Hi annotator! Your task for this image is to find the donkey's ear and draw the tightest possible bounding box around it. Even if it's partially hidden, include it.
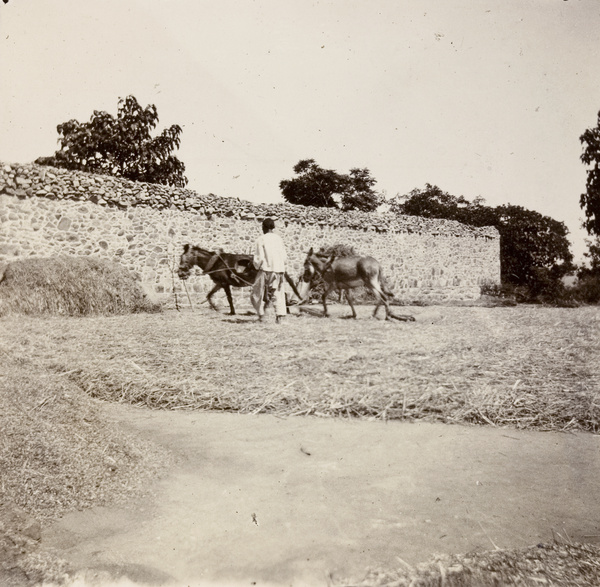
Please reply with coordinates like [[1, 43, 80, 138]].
[[324, 252, 336, 268], [307, 247, 313, 256], [183, 243, 190, 253]]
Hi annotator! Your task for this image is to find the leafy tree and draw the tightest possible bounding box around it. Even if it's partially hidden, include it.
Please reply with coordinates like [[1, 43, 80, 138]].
[[580, 110, 600, 236], [573, 237, 600, 304], [495, 204, 573, 286], [391, 185, 574, 289], [341, 168, 382, 212], [388, 184, 497, 227], [36, 96, 187, 187], [389, 184, 463, 218], [578, 237, 600, 278], [279, 160, 343, 208], [279, 159, 380, 212]]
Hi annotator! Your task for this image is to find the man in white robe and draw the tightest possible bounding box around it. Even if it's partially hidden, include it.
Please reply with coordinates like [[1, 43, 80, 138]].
[[251, 218, 287, 322]]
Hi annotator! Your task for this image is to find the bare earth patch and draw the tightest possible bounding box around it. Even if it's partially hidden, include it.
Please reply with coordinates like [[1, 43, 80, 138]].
[[38, 406, 600, 587]]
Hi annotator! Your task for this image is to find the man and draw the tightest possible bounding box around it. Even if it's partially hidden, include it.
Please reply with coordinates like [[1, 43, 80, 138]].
[[251, 218, 287, 322]]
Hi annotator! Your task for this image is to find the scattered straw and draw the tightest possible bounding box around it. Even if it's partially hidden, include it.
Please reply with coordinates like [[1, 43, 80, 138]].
[[338, 542, 600, 586], [0, 304, 599, 585], [0, 358, 172, 523], [1, 304, 598, 433]]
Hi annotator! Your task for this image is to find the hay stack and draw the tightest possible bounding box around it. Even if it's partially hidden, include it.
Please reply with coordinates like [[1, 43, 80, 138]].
[[0, 256, 161, 316]]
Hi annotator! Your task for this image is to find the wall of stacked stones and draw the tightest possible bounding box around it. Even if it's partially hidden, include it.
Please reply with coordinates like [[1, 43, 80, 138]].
[[0, 162, 500, 305]]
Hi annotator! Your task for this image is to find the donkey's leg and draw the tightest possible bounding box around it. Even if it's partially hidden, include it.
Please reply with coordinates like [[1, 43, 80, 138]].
[[223, 284, 236, 315], [321, 284, 334, 317], [345, 289, 357, 319], [370, 280, 415, 322], [373, 300, 382, 318], [372, 292, 389, 318], [206, 283, 223, 312], [368, 280, 392, 319]]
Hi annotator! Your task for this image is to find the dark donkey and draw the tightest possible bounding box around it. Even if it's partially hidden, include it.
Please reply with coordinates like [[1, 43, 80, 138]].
[[178, 244, 302, 315], [298, 248, 415, 321]]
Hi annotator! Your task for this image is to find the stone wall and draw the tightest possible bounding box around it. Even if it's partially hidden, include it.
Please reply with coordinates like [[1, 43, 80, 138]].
[[0, 162, 500, 305]]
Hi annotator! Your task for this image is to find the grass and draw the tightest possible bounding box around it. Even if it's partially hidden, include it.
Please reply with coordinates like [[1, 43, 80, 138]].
[[1, 303, 597, 433], [0, 256, 161, 317]]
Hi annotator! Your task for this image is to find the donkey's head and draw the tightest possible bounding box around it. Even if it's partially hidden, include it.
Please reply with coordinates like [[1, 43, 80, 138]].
[[296, 248, 336, 301], [177, 244, 196, 280], [301, 248, 316, 284], [302, 248, 336, 282], [178, 245, 218, 280]]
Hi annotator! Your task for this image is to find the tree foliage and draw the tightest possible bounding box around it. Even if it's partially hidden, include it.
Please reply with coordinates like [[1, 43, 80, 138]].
[[573, 237, 600, 304], [578, 237, 600, 279], [342, 168, 381, 212], [279, 159, 381, 212], [389, 183, 497, 227], [495, 204, 573, 286], [390, 184, 574, 288], [580, 110, 600, 236], [36, 96, 187, 187]]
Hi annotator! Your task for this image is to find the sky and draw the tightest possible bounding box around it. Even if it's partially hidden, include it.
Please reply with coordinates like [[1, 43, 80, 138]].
[[1, 1, 599, 262]]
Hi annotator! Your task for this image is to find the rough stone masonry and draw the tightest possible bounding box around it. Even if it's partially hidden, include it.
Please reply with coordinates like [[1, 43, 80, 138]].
[[0, 162, 500, 305]]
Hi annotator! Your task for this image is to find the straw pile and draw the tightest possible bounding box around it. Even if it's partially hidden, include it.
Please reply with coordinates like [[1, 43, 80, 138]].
[[0, 256, 161, 316]]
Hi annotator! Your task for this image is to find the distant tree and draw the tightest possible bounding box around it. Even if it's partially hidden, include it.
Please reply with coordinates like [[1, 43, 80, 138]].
[[494, 204, 574, 286], [389, 184, 462, 218], [391, 185, 574, 289], [574, 237, 600, 304], [389, 184, 497, 227], [36, 95, 187, 187], [341, 168, 382, 212], [578, 237, 600, 278], [580, 110, 600, 236], [279, 159, 380, 212], [279, 159, 344, 208]]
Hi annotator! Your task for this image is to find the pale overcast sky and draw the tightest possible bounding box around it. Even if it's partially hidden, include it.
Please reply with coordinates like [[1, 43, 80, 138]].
[[1, 1, 599, 261]]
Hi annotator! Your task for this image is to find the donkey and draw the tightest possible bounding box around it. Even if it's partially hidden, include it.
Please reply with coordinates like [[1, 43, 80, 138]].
[[178, 244, 302, 315], [298, 248, 415, 321]]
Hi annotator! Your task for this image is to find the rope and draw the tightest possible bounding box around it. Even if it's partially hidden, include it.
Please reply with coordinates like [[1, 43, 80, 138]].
[[200, 252, 256, 286], [182, 251, 304, 298], [182, 279, 194, 311]]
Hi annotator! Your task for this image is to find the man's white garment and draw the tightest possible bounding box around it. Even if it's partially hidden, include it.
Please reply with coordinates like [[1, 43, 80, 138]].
[[253, 232, 287, 272]]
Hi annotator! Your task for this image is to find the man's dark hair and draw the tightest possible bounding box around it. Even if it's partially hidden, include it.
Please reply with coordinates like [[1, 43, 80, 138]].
[[262, 218, 276, 233]]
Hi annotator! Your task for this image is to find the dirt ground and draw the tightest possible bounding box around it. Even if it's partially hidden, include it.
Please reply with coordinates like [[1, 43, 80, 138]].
[[40, 404, 600, 587]]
